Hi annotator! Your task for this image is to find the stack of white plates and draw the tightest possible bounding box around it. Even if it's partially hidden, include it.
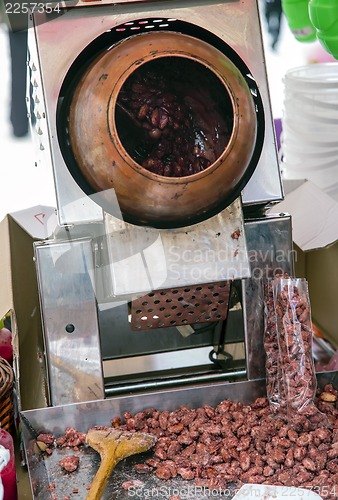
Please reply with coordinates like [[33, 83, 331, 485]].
[[280, 62, 338, 201]]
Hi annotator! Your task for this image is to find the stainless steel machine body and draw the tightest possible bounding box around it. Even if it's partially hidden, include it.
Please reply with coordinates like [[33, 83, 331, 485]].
[[20, 3, 338, 499], [20, 0, 302, 497], [27, 0, 292, 410], [34, 213, 294, 405], [28, 0, 283, 227]]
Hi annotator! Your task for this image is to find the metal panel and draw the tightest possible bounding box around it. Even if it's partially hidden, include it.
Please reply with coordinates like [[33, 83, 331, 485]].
[[33, 215, 293, 404], [22, 377, 269, 435], [103, 198, 250, 297], [34, 239, 105, 405], [29, 0, 282, 226], [130, 281, 231, 330], [242, 214, 295, 380], [27, 24, 103, 225]]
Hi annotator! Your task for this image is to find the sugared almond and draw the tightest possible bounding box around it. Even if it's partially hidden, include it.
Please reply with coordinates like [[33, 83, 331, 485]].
[[34, 440, 48, 455], [320, 392, 337, 403]]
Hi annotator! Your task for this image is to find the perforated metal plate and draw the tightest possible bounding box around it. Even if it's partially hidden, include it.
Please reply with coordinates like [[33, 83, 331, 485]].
[[130, 281, 231, 330]]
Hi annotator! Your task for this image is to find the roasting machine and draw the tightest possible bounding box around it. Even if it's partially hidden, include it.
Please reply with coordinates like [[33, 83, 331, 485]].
[[26, 0, 293, 405], [20, 0, 298, 497]]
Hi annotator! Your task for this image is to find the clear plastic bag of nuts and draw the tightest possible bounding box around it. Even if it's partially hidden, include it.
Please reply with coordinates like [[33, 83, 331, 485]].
[[264, 275, 328, 430], [264, 275, 287, 416]]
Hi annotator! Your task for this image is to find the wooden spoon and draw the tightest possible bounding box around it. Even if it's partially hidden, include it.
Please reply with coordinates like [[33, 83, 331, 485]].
[[86, 427, 157, 500]]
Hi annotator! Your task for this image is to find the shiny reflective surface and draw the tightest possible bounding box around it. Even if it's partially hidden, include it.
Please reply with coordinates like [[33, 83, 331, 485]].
[[34, 240, 105, 406], [242, 214, 294, 380], [103, 197, 250, 296], [32, 214, 293, 406], [21, 373, 338, 498], [29, 0, 283, 226]]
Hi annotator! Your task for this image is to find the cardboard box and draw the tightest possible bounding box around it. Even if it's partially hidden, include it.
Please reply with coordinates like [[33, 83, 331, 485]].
[[271, 180, 338, 349], [0, 205, 57, 411]]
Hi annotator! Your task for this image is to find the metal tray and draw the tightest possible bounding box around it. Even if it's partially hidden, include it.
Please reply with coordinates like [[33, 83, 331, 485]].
[[30, 447, 240, 499], [21, 372, 338, 499]]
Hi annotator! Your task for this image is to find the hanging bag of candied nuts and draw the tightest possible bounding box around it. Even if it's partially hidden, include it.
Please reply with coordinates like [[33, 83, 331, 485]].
[[264, 276, 328, 430], [264, 276, 287, 416]]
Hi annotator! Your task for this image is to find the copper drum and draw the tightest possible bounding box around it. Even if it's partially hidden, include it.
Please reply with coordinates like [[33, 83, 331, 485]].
[[68, 31, 259, 227]]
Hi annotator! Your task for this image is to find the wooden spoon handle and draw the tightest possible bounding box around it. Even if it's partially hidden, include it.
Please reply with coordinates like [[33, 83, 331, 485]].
[[86, 456, 118, 500]]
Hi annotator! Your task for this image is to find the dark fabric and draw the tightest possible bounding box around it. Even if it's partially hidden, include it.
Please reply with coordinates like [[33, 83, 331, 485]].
[[263, 0, 283, 50], [8, 28, 29, 137]]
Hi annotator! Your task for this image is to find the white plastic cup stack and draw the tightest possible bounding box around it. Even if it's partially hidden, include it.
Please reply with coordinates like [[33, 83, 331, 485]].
[[280, 62, 338, 201]]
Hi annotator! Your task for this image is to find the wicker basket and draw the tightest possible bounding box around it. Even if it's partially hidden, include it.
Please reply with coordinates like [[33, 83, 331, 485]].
[[0, 357, 14, 432]]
